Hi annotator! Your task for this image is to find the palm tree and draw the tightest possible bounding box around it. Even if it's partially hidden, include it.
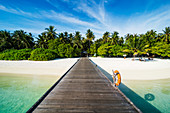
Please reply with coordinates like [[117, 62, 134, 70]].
[[22, 33, 34, 48], [124, 34, 146, 59], [71, 31, 83, 56], [86, 29, 95, 54], [68, 33, 73, 44], [145, 30, 157, 47], [82, 37, 89, 51], [45, 26, 57, 40], [73, 31, 83, 49], [12, 30, 34, 49], [110, 31, 119, 45], [64, 32, 69, 43], [58, 33, 64, 43], [118, 37, 124, 46], [58, 33, 65, 43], [162, 27, 170, 43], [102, 31, 110, 44], [0, 30, 13, 51], [156, 33, 163, 42], [86, 29, 95, 41], [36, 32, 48, 49], [36, 26, 57, 49], [58, 32, 69, 44]]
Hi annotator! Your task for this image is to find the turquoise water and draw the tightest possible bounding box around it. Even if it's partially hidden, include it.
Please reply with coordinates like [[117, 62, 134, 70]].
[[119, 79, 170, 113], [1, 67, 170, 113], [0, 73, 58, 113]]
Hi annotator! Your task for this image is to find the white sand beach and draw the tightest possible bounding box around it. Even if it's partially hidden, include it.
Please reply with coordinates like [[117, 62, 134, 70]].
[[1, 57, 170, 80], [0, 58, 79, 76], [90, 57, 170, 81]]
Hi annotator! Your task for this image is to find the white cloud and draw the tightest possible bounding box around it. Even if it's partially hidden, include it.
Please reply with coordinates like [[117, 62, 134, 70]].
[[42, 10, 100, 29], [90, 4, 170, 37], [75, 0, 106, 24], [122, 6, 170, 35], [61, 0, 70, 2], [0, 5, 18, 14], [0, 5, 41, 18]]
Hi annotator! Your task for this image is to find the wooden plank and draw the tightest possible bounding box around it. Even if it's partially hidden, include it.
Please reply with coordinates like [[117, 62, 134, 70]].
[[38, 102, 132, 107], [31, 58, 140, 113], [50, 88, 116, 92], [33, 108, 137, 113], [37, 105, 136, 110], [40, 99, 130, 105]]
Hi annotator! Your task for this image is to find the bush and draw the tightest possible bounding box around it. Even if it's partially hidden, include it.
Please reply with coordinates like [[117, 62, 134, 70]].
[[73, 48, 81, 57], [65, 44, 74, 58], [151, 42, 170, 58], [111, 45, 124, 57], [14, 49, 32, 60], [0, 41, 13, 52], [97, 43, 112, 57], [29, 54, 48, 61], [58, 44, 74, 58], [58, 44, 66, 58], [48, 39, 61, 55], [48, 39, 61, 50], [0, 49, 32, 60], [90, 44, 97, 56], [0, 52, 15, 60], [29, 48, 57, 61]]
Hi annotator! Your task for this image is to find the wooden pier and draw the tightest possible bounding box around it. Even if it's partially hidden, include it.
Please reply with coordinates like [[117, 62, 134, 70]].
[[29, 58, 140, 113]]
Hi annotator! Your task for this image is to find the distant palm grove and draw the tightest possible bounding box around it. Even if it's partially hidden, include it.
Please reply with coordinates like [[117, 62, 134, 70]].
[[0, 26, 170, 61]]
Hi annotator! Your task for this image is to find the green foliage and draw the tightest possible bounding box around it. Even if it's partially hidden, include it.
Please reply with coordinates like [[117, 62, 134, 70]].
[[0, 49, 32, 60], [12, 30, 34, 49], [0, 50, 16, 60], [29, 48, 57, 61], [86, 29, 95, 41], [58, 44, 66, 58], [97, 43, 112, 57], [48, 38, 61, 50], [65, 44, 74, 58], [14, 49, 32, 60], [30, 54, 48, 61], [151, 42, 170, 58], [58, 44, 74, 58], [97, 44, 124, 57], [90, 43, 97, 56], [111, 45, 124, 56], [97, 44, 107, 57], [74, 48, 81, 57], [1, 26, 170, 59], [0, 30, 13, 52]]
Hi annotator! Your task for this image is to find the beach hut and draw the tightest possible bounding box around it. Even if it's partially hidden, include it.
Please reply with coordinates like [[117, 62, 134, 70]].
[[81, 51, 88, 57]]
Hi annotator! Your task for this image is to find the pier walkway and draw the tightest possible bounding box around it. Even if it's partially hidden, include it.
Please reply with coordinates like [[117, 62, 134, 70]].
[[30, 58, 140, 113]]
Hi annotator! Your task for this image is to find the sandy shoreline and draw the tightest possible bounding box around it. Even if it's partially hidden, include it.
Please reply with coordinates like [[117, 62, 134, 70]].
[[0, 58, 79, 76], [1, 57, 170, 81], [90, 57, 170, 81]]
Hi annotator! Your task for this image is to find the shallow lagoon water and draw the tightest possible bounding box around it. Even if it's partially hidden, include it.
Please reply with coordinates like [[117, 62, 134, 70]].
[[119, 79, 170, 113], [0, 73, 58, 113], [1, 67, 170, 113]]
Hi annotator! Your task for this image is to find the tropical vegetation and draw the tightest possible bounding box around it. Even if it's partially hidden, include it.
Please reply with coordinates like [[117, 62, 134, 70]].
[[0, 26, 169, 60]]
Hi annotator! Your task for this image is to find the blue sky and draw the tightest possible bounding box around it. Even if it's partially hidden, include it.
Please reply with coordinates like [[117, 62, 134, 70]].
[[0, 0, 170, 39]]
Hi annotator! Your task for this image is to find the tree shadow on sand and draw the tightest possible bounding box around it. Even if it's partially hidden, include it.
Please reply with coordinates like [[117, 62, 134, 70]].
[[90, 60, 161, 113]]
